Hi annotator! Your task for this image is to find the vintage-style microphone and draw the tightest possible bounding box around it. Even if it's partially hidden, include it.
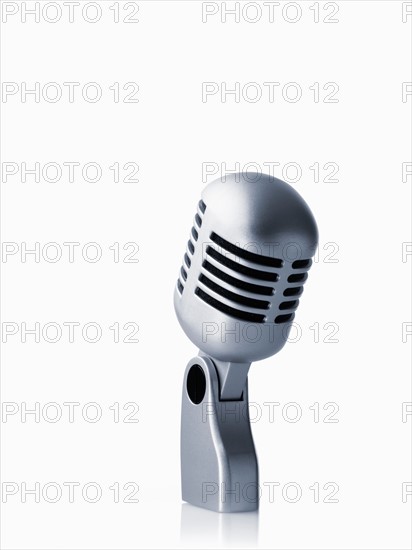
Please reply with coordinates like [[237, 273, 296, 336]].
[[174, 172, 318, 512]]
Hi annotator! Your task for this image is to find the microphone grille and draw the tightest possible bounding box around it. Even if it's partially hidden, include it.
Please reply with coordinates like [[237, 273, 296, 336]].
[[176, 197, 313, 325]]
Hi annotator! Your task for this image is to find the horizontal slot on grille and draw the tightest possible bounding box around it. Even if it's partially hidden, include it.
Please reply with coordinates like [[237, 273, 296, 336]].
[[191, 227, 198, 241], [184, 253, 191, 268], [279, 300, 299, 310], [275, 313, 295, 324], [195, 213, 202, 228], [210, 232, 283, 268], [188, 240, 195, 254], [177, 280, 184, 294], [292, 259, 312, 269], [199, 200, 206, 213], [207, 246, 278, 282], [283, 286, 303, 297], [288, 273, 308, 283], [195, 287, 266, 323], [199, 274, 270, 310], [181, 266, 187, 281], [203, 260, 274, 296]]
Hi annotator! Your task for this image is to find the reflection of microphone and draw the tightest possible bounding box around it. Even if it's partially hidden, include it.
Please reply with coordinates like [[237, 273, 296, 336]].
[[174, 173, 318, 512]]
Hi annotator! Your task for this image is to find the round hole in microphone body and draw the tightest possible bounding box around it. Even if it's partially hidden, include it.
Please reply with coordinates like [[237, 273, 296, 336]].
[[186, 365, 206, 405]]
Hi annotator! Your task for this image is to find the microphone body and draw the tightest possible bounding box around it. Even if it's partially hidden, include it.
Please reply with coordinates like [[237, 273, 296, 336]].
[[175, 173, 318, 512]]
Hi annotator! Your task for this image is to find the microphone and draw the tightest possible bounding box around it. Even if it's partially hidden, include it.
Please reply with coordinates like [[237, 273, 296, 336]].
[[174, 172, 318, 512]]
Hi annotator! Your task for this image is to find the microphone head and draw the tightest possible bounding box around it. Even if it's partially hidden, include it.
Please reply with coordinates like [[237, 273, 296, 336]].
[[174, 172, 318, 363]]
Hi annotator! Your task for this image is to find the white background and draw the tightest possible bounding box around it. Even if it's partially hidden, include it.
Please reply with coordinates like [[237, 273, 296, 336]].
[[1, 1, 411, 549]]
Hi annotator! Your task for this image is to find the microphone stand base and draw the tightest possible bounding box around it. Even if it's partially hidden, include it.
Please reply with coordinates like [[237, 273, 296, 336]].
[[181, 355, 259, 513]]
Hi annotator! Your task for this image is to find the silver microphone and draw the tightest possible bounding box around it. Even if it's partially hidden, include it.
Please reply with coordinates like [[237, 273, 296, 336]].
[[174, 172, 318, 512]]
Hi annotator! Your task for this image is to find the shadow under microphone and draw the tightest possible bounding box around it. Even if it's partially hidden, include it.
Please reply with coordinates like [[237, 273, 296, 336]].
[[174, 172, 318, 513]]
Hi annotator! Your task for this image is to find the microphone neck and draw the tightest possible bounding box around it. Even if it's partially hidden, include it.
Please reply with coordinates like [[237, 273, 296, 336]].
[[198, 351, 250, 401]]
